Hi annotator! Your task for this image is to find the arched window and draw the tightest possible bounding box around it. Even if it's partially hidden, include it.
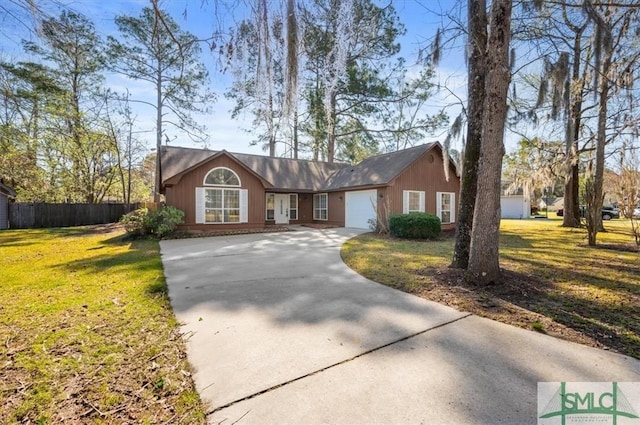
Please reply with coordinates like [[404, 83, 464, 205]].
[[204, 167, 240, 186]]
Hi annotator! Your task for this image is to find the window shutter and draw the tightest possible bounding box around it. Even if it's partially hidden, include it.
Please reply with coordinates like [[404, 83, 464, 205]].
[[436, 192, 442, 221], [450, 192, 456, 223], [239, 189, 248, 223], [402, 191, 409, 214], [195, 188, 205, 224], [419, 191, 425, 213]]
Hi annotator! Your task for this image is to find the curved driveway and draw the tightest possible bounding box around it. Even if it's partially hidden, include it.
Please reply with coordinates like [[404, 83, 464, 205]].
[[161, 228, 640, 425]]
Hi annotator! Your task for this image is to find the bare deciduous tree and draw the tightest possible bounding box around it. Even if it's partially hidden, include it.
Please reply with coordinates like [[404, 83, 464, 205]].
[[108, 6, 212, 202]]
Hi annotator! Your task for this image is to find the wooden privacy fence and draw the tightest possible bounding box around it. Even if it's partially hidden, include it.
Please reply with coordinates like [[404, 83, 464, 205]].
[[8, 203, 142, 229]]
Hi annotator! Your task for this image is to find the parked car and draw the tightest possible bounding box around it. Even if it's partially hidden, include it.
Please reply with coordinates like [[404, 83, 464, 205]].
[[601, 206, 620, 220], [556, 205, 620, 220]]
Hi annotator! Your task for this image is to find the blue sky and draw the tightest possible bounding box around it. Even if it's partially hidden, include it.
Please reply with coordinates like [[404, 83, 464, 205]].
[[1, 0, 471, 158]]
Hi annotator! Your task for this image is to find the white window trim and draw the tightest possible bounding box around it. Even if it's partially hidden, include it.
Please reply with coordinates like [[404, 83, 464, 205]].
[[313, 193, 328, 221], [266, 193, 297, 221], [203, 167, 241, 187], [436, 192, 456, 224], [403, 190, 425, 214], [265, 193, 275, 221], [205, 188, 239, 224], [196, 187, 247, 224]]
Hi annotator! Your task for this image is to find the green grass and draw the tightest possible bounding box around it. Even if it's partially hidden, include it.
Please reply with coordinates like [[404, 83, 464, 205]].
[[0, 226, 206, 424], [342, 218, 640, 358]]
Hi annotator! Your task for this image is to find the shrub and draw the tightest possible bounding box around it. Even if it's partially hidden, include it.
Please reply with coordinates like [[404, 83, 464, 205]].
[[153, 206, 185, 237], [120, 206, 184, 238], [389, 213, 441, 239], [121, 208, 154, 236]]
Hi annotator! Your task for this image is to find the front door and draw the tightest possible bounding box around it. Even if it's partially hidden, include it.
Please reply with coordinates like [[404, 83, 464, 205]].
[[274, 194, 289, 224]]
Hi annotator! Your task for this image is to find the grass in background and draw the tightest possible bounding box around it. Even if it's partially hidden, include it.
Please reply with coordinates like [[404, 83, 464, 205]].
[[0, 226, 206, 424], [342, 219, 640, 359]]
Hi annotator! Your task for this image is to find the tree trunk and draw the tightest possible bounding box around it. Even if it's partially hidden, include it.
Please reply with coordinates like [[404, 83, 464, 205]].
[[466, 0, 512, 285], [126, 122, 133, 205], [326, 93, 336, 162], [586, 52, 610, 246], [451, 0, 487, 269], [563, 161, 581, 226], [285, 0, 298, 160], [154, 61, 162, 203], [266, 88, 276, 157], [293, 112, 298, 159], [114, 126, 127, 204], [563, 26, 586, 228], [258, 0, 276, 157]]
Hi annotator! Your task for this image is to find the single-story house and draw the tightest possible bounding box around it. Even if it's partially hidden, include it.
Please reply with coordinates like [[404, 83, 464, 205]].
[[538, 196, 564, 212], [160, 143, 460, 231], [0, 182, 17, 230]]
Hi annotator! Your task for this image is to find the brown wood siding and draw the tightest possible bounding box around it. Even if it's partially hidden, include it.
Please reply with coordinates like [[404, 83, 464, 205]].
[[263, 192, 315, 224], [376, 187, 390, 225], [178, 223, 267, 232], [296, 193, 314, 223], [165, 146, 460, 231], [317, 191, 345, 226], [165, 155, 266, 229], [387, 148, 460, 230]]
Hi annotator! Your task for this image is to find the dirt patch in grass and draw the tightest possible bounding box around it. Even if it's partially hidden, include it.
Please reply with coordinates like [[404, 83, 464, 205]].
[[342, 220, 640, 359], [417, 267, 608, 351], [83, 222, 125, 234], [0, 225, 206, 424]]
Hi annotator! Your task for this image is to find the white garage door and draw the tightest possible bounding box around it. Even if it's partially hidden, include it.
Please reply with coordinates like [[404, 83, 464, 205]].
[[501, 196, 527, 219], [345, 190, 377, 229]]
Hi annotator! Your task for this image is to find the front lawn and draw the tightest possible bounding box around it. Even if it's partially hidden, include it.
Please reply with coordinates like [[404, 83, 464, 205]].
[[342, 219, 640, 359], [0, 225, 206, 424]]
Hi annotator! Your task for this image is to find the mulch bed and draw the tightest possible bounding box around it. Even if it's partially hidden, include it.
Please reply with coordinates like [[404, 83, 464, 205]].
[[301, 223, 341, 229], [165, 226, 292, 239], [411, 266, 616, 353]]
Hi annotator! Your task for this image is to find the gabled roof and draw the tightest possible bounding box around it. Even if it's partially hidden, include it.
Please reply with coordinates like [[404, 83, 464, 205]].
[[161, 146, 218, 183], [160, 142, 445, 192], [231, 152, 348, 191], [161, 146, 349, 192], [0, 182, 16, 197], [322, 143, 437, 190]]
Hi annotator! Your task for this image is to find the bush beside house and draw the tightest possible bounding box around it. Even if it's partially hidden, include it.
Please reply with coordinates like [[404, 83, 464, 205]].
[[389, 213, 441, 239], [121, 206, 184, 238]]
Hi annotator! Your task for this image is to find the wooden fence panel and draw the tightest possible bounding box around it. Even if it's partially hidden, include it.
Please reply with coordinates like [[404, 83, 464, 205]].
[[8, 203, 140, 229]]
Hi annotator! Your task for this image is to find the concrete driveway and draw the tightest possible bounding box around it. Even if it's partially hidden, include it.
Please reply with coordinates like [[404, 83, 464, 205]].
[[161, 228, 640, 425]]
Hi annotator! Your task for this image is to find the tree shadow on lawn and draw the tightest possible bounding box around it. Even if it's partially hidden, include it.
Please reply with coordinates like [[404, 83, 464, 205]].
[[498, 232, 535, 249], [501, 253, 640, 298], [0, 227, 90, 247], [428, 264, 640, 359], [0, 236, 37, 248], [53, 233, 169, 298]]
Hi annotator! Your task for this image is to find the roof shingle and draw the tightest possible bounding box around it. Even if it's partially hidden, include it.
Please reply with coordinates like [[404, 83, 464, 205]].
[[160, 143, 438, 192], [0, 181, 16, 197], [161, 146, 349, 191], [322, 143, 434, 190]]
